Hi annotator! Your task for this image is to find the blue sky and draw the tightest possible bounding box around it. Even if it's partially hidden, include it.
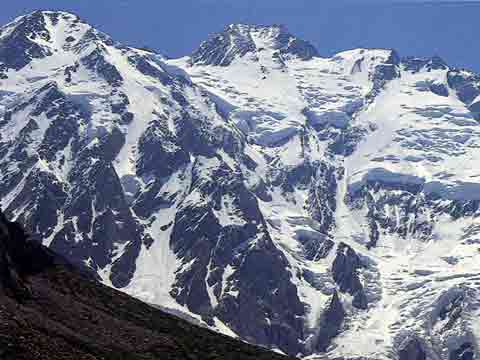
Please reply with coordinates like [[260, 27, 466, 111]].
[[1, 0, 479, 71]]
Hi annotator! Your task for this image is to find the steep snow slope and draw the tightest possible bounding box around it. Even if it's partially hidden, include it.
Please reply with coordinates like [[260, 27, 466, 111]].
[[0, 13, 479, 359], [327, 68, 480, 359]]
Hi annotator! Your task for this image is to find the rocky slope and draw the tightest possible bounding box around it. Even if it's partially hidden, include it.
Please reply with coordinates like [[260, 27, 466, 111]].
[[0, 210, 293, 359], [0, 11, 479, 359]]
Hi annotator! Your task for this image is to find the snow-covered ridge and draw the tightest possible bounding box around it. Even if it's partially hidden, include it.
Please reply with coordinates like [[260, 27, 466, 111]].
[[1, 11, 480, 360]]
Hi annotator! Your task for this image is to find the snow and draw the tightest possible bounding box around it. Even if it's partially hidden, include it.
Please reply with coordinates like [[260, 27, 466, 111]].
[[346, 69, 480, 188], [113, 91, 156, 177], [349, 168, 425, 195], [123, 164, 192, 313], [213, 195, 247, 227], [213, 317, 239, 338], [171, 42, 480, 356], [206, 260, 219, 308], [2, 12, 480, 358], [123, 206, 182, 311], [220, 264, 237, 298], [258, 186, 334, 328], [424, 181, 480, 201], [325, 68, 480, 358], [43, 211, 64, 247], [306, 110, 350, 128], [168, 50, 306, 147]]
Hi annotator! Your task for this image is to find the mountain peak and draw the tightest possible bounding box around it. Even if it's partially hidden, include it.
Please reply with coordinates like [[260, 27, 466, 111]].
[[226, 23, 286, 34], [190, 23, 318, 66], [0, 10, 111, 74], [25, 9, 81, 21], [6, 10, 82, 35]]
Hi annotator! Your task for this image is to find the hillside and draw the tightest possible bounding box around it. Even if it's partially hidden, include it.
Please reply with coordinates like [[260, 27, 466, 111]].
[[0, 211, 293, 359]]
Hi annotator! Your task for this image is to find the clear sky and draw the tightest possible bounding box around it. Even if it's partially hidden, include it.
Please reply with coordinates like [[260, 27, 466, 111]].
[[1, 0, 479, 71]]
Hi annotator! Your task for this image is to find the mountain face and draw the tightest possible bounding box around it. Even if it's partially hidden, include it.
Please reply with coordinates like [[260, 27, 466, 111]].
[[0, 10, 479, 359], [190, 24, 318, 67], [0, 211, 293, 360]]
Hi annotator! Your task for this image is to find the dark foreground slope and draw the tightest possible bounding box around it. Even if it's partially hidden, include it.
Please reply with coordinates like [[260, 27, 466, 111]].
[[0, 212, 293, 360]]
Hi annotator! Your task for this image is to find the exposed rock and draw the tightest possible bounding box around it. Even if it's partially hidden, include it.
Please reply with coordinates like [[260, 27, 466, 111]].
[[450, 343, 475, 360], [0, 211, 294, 360], [81, 48, 123, 86], [0, 10, 479, 359], [315, 291, 345, 352], [332, 243, 368, 309], [429, 82, 449, 97], [0, 11, 52, 72], [447, 69, 480, 104], [402, 56, 448, 73], [398, 338, 426, 360], [190, 24, 317, 66]]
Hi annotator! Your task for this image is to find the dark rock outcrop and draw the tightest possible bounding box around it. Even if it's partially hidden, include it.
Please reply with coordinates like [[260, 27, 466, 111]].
[[447, 69, 480, 105], [332, 243, 368, 309], [450, 343, 475, 360], [306, 162, 337, 238], [0, 11, 52, 74], [81, 48, 123, 86], [429, 82, 449, 97], [315, 291, 345, 352], [0, 211, 294, 360], [367, 50, 400, 101], [402, 56, 448, 73], [398, 338, 426, 360]]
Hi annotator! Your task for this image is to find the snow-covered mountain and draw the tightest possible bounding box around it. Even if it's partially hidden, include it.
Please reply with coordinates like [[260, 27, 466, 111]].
[[0, 210, 294, 360], [0, 11, 479, 359]]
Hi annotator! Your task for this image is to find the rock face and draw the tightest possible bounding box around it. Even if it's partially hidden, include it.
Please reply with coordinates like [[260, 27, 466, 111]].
[[0, 211, 294, 360], [399, 338, 426, 360], [314, 291, 345, 352], [0, 11, 52, 73], [190, 24, 318, 66], [0, 213, 34, 299], [0, 10, 480, 359], [447, 69, 480, 119], [332, 243, 368, 309]]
